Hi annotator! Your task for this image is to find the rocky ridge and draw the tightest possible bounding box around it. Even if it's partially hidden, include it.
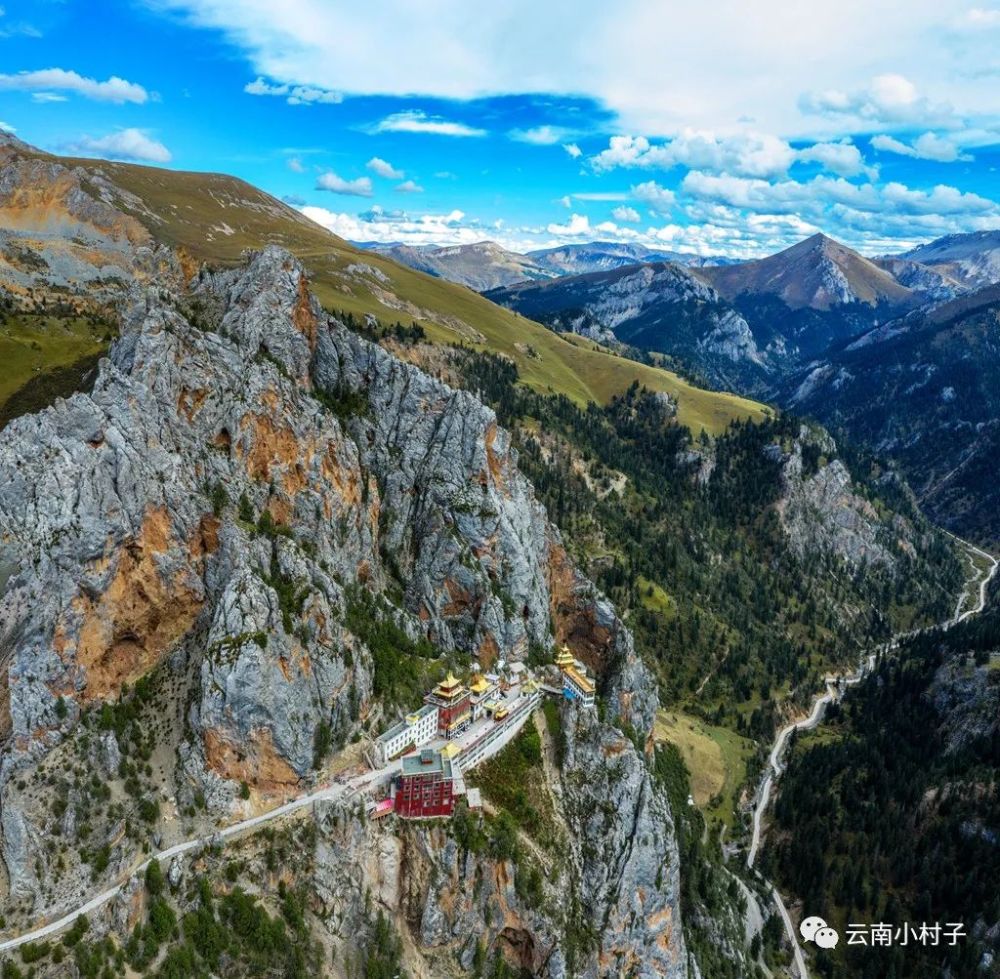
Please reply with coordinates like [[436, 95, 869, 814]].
[[314, 705, 685, 979], [0, 245, 683, 973]]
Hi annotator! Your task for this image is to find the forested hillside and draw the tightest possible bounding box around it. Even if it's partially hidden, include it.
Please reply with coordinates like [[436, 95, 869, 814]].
[[768, 589, 1000, 978], [450, 349, 962, 743]]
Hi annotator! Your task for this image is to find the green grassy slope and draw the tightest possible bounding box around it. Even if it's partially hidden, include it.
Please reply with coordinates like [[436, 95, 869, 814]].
[[0, 313, 109, 422], [53, 154, 770, 435]]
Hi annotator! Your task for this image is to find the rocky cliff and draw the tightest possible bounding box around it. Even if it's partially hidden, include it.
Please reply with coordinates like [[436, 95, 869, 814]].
[[313, 705, 685, 979], [0, 246, 684, 973], [486, 261, 766, 390]]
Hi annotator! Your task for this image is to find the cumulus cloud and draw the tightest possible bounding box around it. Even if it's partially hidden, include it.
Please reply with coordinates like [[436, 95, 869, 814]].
[[300, 204, 517, 249], [67, 128, 172, 163], [870, 132, 971, 162], [681, 170, 997, 226], [546, 213, 592, 236], [795, 140, 877, 178], [373, 110, 485, 137], [800, 73, 957, 128], [245, 76, 341, 104], [315, 171, 373, 196], [563, 143, 582, 158], [395, 179, 423, 193], [0, 68, 148, 103], [631, 180, 676, 213], [287, 156, 305, 172], [612, 205, 641, 222], [0, 120, 16, 132], [367, 156, 404, 179], [591, 131, 797, 179]]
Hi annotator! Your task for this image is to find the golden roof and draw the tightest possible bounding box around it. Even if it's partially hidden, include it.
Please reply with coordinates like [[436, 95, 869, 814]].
[[433, 672, 465, 696], [470, 675, 489, 694], [565, 666, 595, 695], [555, 646, 575, 668]]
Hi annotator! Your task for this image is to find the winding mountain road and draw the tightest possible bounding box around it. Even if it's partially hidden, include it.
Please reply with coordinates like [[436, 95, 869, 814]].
[[0, 771, 380, 954], [746, 534, 997, 978], [1, 541, 995, 963]]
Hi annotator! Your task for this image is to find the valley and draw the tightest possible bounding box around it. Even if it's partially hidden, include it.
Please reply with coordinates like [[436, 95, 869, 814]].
[[0, 129, 997, 979], [746, 535, 997, 978]]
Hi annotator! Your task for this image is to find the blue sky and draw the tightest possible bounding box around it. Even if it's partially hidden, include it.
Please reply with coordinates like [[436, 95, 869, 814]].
[[2, 0, 999, 258]]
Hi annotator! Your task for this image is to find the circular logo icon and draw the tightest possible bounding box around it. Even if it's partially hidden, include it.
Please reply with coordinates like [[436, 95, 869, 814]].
[[800, 916, 827, 942]]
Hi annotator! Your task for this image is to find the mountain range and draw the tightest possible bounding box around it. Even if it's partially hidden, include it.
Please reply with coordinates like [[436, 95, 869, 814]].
[[367, 240, 559, 291], [0, 128, 959, 979], [361, 239, 736, 290], [0, 131, 997, 977], [485, 228, 1000, 543]]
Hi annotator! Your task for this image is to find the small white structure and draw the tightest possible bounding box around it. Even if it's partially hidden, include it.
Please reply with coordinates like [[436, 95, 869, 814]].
[[374, 703, 437, 766]]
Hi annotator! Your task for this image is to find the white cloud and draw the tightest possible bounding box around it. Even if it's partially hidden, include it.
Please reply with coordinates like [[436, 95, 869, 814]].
[[591, 131, 798, 179], [563, 143, 582, 158], [953, 7, 1000, 28], [287, 156, 305, 172], [244, 76, 341, 104], [572, 192, 629, 201], [795, 140, 877, 178], [367, 156, 404, 179], [800, 73, 957, 128], [245, 77, 286, 96], [31, 92, 68, 103], [146, 0, 993, 135], [299, 169, 1000, 261], [0, 14, 42, 39], [509, 125, 571, 145], [631, 180, 676, 212], [395, 179, 423, 193], [300, 204, 512, 249], [556, 195, 572, 208], [870, 132, 971, 162], [546, 213, 592, 236], [68, 128, 172, 163], [681, 170, 998, 225], [372, 110, 485, 137], [287, 86, 341, 105], [315, 171, 374, 196], [0, 120, 16, 132], [612, 205, 641, 222], [0, 68, 148, 103]]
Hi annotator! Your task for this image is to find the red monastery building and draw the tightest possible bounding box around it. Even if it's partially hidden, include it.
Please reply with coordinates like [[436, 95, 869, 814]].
[[394, 748, 455, 819], [424, 672, 472, 739]]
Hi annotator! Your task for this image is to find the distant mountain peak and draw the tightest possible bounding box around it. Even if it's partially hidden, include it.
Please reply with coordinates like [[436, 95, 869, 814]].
[[898, 230, 1000, 289], [701, 232, 913, 311], [365, 239, 556, 290]]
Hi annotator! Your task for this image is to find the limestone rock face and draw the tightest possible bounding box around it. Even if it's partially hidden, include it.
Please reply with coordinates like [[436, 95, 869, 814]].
[[775, 428, 901, 568], [0, 246, 663, 927], [561, 707, 686, 979], [0, 141, 161, 306], [311, 704, 686, 978]]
